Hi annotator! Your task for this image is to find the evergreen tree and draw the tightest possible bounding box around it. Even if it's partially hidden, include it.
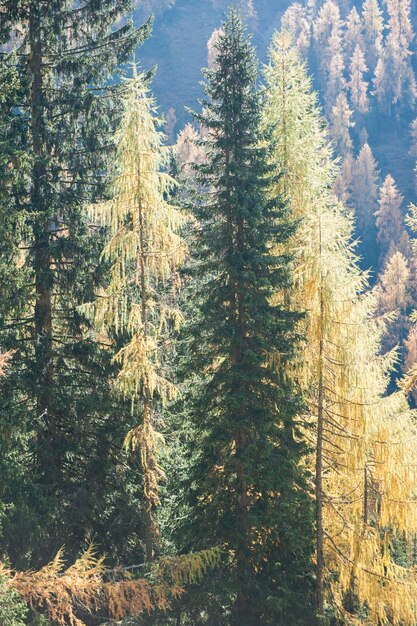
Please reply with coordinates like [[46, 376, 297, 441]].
[[0, 1, 151, 567], [182, 12, 314, 626], [351, 142, 379, 271]]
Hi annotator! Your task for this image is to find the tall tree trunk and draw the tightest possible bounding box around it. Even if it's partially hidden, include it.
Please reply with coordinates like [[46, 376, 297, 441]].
[[138, 197, 154, 562], [316, 218, 325, 619], [29, 3, 55, 483]]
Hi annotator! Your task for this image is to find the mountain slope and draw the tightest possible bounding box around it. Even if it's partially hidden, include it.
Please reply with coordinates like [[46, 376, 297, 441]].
[[134, 0, 291, 128]]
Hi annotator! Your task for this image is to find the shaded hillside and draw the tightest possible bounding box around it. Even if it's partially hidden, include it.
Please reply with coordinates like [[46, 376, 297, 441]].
[[134, 0, 291, 127]]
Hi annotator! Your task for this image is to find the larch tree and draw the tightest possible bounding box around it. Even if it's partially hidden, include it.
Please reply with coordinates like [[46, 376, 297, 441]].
[[410, 117, 417, 157], [264, 31, 417, 625], [377, 250, 412, 355], [362, 0, 384, 71], [313, 0, 345, 111], [404, 322, 417, 403], [410, 118, 417, 192], [374, 0, 417, 113], [348, 44, 369, 113], [207, 27, 223, 69], [375, 174, 404, 267], [182, 13, 315, 625], [344, 7, 364, 62], [85, 65, 187, 563], [0, 0, 151, 568], [333, 152, 354, 203], [281, 3, 312, 58], [329, 92, 354, 156], [175, 123, 205, 177], [351, 142, 379, 271]]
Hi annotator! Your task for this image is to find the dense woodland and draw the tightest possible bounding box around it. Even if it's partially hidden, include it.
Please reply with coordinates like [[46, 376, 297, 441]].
[[2, 0, 417, 624]]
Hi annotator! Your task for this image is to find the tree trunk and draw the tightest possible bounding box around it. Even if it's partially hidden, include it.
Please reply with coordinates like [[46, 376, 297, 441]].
[[29, 3, 55, 483], [316, 219, 325, 619], [138, 197, 154, 562]]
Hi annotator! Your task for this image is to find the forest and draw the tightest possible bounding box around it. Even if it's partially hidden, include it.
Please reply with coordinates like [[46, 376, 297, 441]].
[[1, 0, 417, 624]]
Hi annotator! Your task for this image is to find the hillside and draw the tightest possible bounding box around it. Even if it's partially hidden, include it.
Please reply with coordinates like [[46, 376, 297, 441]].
[[134, 0, 291, 127]]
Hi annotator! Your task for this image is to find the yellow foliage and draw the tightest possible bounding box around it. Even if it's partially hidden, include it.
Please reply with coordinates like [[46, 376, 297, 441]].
[[264, 31, 417, 625], [82, 65, 187, 544]]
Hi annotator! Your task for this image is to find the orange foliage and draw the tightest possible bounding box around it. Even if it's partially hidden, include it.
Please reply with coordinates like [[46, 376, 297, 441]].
[[0, 546, 221, 625], [0, 350, 14, 377]]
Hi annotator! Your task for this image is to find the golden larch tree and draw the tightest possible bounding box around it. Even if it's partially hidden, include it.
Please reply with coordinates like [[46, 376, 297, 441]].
[[264, 31, 417, 625], [85, 66, 187, 562]]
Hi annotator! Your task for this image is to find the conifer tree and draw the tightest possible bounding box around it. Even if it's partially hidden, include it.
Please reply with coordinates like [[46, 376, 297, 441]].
[[375, 174, 404, 266], [374, 0, 417, 112], [410, 117, 417, 157], [182, 13, 314, 625], [85, 65, 187, 562], [351, 142, 379, 270], [0, 1, 151, 567], [281, 3, 311, 57], [313, 0, 345, 111], [344, 7, 364, 62], [175, 124, 205, 176], [348, 44, 369, 113], [207, 28, 223, 69], [362, 0, 384, 71], [377, 251, 412, 354], [264, 32, 417, 625], [334, 153, 354, 203], [329, 92, 354, 155]]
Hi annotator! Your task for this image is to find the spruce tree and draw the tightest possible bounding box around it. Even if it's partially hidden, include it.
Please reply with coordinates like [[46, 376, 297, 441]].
[[0, 2, 150, 567], [181, 11, 314, 626]]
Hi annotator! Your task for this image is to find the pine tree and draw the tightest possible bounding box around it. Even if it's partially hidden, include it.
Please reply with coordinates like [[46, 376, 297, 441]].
[[329, 92, 354, 155], [182, 13, 314, 625], [0, 1, 151, 567], [351, 142, 379, 271], [348, 44, 369, 113], [375, 174, 404, 266], [264, 32, 417, 625], [85, 65, 187, 563]]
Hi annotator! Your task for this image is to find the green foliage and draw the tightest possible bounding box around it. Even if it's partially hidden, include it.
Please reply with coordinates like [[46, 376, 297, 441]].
[[176, 10, 315, 625], [0, 577, 27, 626], [0, 1, 151, 569]]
